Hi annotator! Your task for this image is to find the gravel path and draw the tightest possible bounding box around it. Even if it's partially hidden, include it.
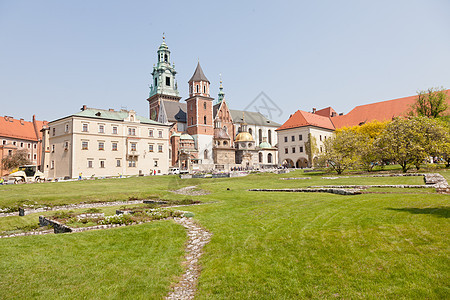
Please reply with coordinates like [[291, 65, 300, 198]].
[[166, 217, 212, 300], [171, 186, 210, 196]]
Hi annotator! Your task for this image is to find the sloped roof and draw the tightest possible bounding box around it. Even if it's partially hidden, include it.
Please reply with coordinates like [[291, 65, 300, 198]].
[[162, 101, 187, 123], [330, 90, 450, 128], [189, 62, 209, 83], [315, 106, 336, 117], [0, 116, 46, 141], [69, 108, 166, 126], [214, 128, 231, 140], [276, 110, 335, 131], [230, 110, 281, 127]]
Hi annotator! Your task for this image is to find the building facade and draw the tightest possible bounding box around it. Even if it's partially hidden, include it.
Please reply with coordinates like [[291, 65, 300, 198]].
[[42, 107, 170, 179]]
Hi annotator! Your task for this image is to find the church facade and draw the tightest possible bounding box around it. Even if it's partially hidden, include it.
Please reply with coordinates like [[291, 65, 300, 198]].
[[147, 38, 279, 172]]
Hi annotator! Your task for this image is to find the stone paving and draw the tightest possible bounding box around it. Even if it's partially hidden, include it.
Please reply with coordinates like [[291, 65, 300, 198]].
[[172, 186, 210, 196], [166, 217, 212, 300]]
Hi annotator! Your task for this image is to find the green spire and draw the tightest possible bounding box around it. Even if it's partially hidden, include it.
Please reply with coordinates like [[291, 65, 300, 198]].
[[217, 74, 225, 103]]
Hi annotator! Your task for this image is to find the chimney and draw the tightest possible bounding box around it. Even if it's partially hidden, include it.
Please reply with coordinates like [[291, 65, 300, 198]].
[[4, 116, 8, 121], [20, 118, 25, 125], [312, 108, 316, 114], [81, 105, 87, 111], [109, 108, 114, 112], [339, 113, 343, 116]]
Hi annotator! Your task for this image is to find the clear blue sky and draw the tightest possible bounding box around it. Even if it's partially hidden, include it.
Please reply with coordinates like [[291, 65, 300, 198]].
[[1, 0, 449, 124]]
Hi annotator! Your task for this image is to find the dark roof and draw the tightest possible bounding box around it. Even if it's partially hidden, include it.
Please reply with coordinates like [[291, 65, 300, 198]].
[[162, 100, 187, 123], [189, 62, 209, 83], [213, 103, 221, 119], [230, 110, 281, 127], [72, 108, 165, 125]]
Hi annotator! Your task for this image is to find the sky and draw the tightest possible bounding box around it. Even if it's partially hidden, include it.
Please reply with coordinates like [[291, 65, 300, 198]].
[[1, 0, 450, 125]]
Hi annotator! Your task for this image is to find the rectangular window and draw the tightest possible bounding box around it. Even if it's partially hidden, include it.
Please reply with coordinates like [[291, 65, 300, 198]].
[[64, 141, 69, 150], [82, 124, 88, 132], [149, 129, 154, 137], [158, 145, 163, 152], [154, 160, 158, 167], [13, 141, 16, 146], [28, 154, 31, 159], [20, 142, 24, 147], [33, 154, 37, 159], [116, 159, 121, 167], [165, 76, 170, 86], [291, 136, 295, 142], [100, 160, 105, 168], [52, 128, 55, 136], [27, 143, 31, 148], [52, 145, 55, 153], [65, 124, 69, 132], [51, 160, 54, 169], [292, 147, 296, 153], [128, 128, 136, 136], [320, 146, 323, 153], [320, 135, 322, 141], [112, 126, 118, 134], [98, 124, 104, 133], [88, 160, 93, 168], [34, 144, 37, 149], [300, 146, 303, 153], [112, 142, 118, 151], [299, 135, 303, 141], [130, 143, 137, 151], [285, 148, 288, 154], [82, 141, 88, 150], [128, 160, 136, 167], [2, 140, 6, 145], [284, 136, 288, 143], [98, 142, 104, 151], [149, 144, 154, 152], [158, 131, 163, 138]]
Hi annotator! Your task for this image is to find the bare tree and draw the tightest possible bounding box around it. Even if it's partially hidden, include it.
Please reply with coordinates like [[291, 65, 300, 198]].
[[2, 149, 31, 171]]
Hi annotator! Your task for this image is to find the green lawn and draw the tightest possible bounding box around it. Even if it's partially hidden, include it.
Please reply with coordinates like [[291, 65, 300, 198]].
[[0, 170, 449, 299]]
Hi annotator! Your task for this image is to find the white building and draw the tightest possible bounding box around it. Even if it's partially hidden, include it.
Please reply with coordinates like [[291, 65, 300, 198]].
[[42, 106, 170, 179]]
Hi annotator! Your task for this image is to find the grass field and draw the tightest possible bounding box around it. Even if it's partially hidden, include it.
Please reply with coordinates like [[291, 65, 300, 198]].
[[0, 169, 449, 299]]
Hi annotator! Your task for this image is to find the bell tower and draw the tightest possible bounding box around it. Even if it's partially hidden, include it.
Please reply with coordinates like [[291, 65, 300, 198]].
[[147, 34, 181, 121], [186, 61, 214, 164]]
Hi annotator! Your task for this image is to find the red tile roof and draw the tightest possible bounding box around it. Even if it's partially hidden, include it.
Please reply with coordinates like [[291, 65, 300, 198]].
[[0, 115, 47, 141], [331, 90, 450, 128], [315, 106, 337, 118], [276, 110, 335, 131]]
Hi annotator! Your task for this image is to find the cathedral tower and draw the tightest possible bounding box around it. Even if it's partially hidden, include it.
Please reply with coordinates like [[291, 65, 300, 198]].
[[147, 35, 181, 121], [186, 62, 214, 164]]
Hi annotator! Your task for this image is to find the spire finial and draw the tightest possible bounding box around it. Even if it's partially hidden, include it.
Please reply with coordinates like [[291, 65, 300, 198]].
[[162, 32, 165, 41], [219, 73, 222, 84], [217, 74, 225, 103]]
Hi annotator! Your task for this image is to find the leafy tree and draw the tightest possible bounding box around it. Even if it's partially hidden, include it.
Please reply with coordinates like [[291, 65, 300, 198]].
[[2, 149, 31, 171], [410, 87, 449, 118], [304, 133, 318, 167], [318, 130, 358, 174]]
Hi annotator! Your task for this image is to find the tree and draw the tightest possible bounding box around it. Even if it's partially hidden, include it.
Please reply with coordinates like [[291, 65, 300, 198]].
[[318, 130, 358, 174], [375, 117, 429, 173], [410, 87, 449, 118], [1, 149, 31, 171], [304, 133, 318, 167]]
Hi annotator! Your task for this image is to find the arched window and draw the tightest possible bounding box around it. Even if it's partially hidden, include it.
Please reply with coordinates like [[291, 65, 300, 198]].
[[259, 152, 263, 163], [196, 85, 199, 93], [190, 85, 192, 94], [204, 116, 207, 124], [223, 141, 227, 145], [203, 102, 206, 109], [204, 149, 208, 159], [223, 126, 227, 133], [268, 153, 272, 163], [164, 54, 168, 62], [268, 130, 272, 145], [203, 86, 206, 93], [154, 78, 157, 86], [249, 128, 252, 136], [258, 129, 262, 144]]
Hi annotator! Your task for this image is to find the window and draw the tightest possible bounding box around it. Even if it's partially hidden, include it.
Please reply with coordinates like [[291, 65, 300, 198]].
[[52, 128, 55, 136], [284, 136, 287, 143], [2, 140, 6, 145], [65, 124, 69, 132], [259, 152, 263, 163], [20, 142, 23, 147], [128, 160, 136, 167], [191, 117, 193, 125], [190, 104, 193, 111], [291, 136, 295, 142], [52, 145, 55, 153], [64, 141, 69, 150], [165, 77, 170, 86], [112, 126, 118, 134], [196, 85, 199, 93], [285, 148, 288, 154], [154, 78, 157, 86], [320, 146, 323, 153], [158, 131, 163, 138], [98, 142, 105, 151], [268, 130, 272, 145], [203, 85, 206, 93], [149, 129, 154, 137], [112, 142, 118, 151], [51, 160, 54, 169], [164, 54, 168, 62], [249, 128, 252, 136], [292, 147, 296, 153], [33, 154, 37, 160], [320, 135, 322, 141], [100, 160, 105, 168], [299, 135, 303, 141], [116, 159, 121, 167], [8, 150, 12, 156], [203, 102, 206, 109], [82, 124, 88, 132], [149, 144, 154, 152], [34, 144, 37, 149], [28, 154, 31, 159], [82, 141, 88, 150], [130, 143, 137, 151], [154, 160, 158, 167], [204, 116, 207, 124], [128, 128, 136, 136], [259, 129, 262, 144], [190, 85, 192, 94], [204, 149, 208, 159], [88, 160, 93, 168], [27, 143, 31, 148], [268, 153, 273, 163], [300, 146, 304, 153], [13, 141, 16, 146], [98, 124, 104, 133], [158, 145, 163, 152]]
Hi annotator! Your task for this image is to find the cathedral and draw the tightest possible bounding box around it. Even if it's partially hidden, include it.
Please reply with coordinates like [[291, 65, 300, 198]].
[[147, 37, 279, 172]]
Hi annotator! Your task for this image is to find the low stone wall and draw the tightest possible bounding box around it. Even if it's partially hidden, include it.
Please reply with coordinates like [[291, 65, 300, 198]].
[[280, 177, 311, 180], [39, 216, 72, 233], [311, 184, 436, 189], [0, 229, 54, 239], [249, 188, 362, 195]]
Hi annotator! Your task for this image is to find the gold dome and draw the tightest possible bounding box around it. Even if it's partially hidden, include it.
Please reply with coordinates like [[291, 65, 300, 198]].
[[235, 132, 254, 142]]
